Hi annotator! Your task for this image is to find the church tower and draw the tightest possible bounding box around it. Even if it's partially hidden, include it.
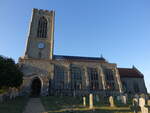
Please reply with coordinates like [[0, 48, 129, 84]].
[[24, 9, 55, 59]]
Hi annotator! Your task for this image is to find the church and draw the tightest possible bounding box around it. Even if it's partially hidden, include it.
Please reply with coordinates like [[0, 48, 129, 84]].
[[19, 8, 147, 96]]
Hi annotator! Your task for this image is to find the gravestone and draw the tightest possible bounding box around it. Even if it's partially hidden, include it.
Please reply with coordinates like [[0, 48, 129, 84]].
[[109, 96, 115, 107], [83, 96, 86, 107], [73, 90, 76, 97], [12, 87, 16, 99], [139, 97, 145, 108], [96, 95, 99, 102], [135, 94, 139, 99], [9, 88, 13, 100], [132, 98, 139, 113], [147, 100, 150, 106], [3, 92, 9, 101], [89, 94, 93, 109], [133, 98, 138, 105], [121, 95, 127, 104], [117, 95, 121, 102], [0, 94, 3, 103], [15, 88, 19, 97], [139, 97, 149, 113]]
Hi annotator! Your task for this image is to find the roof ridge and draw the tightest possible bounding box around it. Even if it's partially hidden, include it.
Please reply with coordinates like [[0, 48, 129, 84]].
[[54, 55, 101, 58]]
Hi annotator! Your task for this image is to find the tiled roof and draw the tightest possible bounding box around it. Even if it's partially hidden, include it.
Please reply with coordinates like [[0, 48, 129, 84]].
[[54, 55, 106, 62], [118, 68, 143, 78]]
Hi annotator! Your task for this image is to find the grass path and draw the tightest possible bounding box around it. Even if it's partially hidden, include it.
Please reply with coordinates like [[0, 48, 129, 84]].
[[23, 98, 45, 113]]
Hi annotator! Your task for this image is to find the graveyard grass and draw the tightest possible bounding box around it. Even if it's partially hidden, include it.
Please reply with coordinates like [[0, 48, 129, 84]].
[[41, 96, 140, 113], [0, 96, 28, 113]]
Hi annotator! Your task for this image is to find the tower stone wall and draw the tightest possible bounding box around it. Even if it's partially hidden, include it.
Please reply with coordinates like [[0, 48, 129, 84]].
[[24, 8, 55, 59]]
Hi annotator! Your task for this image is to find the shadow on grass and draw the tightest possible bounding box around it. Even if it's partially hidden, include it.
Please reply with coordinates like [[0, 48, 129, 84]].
[[0, 96, 29, 113], [46, 107, 132, 113], [41, 96, 134, 113]]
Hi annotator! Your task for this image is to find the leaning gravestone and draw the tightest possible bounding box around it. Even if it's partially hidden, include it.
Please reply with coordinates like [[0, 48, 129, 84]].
[[89, 94, 93, 109], [109, 96, 115, 107]]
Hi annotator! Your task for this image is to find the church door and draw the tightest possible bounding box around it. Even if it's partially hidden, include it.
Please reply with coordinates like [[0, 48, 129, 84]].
[[31, 77, 41, 97]]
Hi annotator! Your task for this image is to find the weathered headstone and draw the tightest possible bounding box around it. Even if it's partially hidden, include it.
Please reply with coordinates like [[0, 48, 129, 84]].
[[139, 97, 145, 108], [132, 98, 139, 113], [83, 96, 86, 107], [139, 97, 149, 113], [109, 96, 115, 107], [89, 94, 93, 109], [121, 95, 127, 104], [133, 98, 138, 105]]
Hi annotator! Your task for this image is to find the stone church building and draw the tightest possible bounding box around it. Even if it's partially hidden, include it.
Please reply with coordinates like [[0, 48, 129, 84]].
[[19, 9, 147, 96]]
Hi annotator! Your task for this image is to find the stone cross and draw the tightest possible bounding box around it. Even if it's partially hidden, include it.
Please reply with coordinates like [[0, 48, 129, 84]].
[[109, 96, 115, 107], [89, 94, 93, 109], [83, 96, 86, 107]]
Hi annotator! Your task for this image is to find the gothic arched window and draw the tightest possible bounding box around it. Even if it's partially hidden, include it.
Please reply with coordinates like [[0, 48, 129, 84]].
[[88, 68, 99, 90], [71, 65, 82, 90], [54, 65, 66, 90], [104, 69, 115, 90], [37, 16, 47, 38]]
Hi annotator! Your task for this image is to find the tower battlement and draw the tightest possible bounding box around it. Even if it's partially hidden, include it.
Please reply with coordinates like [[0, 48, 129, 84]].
[[32, 8, 55, 15]]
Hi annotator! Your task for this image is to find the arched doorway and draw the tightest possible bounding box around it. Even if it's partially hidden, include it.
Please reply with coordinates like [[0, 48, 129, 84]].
[[31, 77, 41, 97]]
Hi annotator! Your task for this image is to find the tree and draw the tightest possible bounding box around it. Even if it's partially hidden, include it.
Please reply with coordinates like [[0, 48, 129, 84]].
[[0, 55, 23, 89]]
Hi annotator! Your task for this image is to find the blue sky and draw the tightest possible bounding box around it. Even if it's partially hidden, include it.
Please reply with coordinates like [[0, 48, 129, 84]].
[[0, 0, 150, 92]]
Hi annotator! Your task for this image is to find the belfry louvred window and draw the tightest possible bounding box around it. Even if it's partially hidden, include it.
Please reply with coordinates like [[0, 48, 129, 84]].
[[37, 16, 47, 38]]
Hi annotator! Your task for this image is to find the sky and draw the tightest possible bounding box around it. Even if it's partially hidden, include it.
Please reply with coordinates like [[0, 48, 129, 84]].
[[0, 0, 150, 92]]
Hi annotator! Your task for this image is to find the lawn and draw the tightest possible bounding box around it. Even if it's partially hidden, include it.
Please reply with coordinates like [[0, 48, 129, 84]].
[[0, 96, 29, 113], [41, 96, 140, 113]]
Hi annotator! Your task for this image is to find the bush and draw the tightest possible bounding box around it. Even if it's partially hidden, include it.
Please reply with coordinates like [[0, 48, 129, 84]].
[[0, 55, 23, 89]]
